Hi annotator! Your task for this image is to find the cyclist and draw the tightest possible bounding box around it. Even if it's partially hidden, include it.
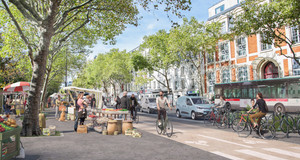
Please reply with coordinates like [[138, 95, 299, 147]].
[[213, 95, 226, 126], [248, 93, 268, 129], [156, 91, 172, 126]]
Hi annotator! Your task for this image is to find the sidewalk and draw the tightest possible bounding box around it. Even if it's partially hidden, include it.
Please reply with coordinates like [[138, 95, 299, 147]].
[[19, 108, 223, 160]]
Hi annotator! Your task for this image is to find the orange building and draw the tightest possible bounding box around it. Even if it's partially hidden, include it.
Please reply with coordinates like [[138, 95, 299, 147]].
[[205, 0, 300, 96]]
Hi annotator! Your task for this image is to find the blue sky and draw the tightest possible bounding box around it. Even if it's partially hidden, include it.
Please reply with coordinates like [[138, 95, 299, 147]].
[[88, 0, 221, 59]]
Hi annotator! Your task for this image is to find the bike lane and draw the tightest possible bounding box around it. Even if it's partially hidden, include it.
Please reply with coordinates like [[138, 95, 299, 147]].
[[135, 113, 300, 160]]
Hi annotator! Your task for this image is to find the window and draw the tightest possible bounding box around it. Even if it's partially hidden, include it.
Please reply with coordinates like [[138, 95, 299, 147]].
[[153, 81, 156, 89], [186, 98, 192, 105], [207, 53, 214, 63], [175, 68, 178, 77], [293, 59, 300, 76], [175, 81, 179, 90], [181, 79, 185, 89], [261, 34, 272, 51], [291, 26, 300, 43], [191, 79, 195, 89], [215, 4, 224, 14], [228, 16, 234, 32], [237, 66, 248, 81], [207, 72, 215, 93], [236, 37, 247, 56], [181, 66, 185, 77], [221, 22, 226, 33], [219, 42, 229, 61], [288, 82, 300, 98], [222, 69, 230, 83]]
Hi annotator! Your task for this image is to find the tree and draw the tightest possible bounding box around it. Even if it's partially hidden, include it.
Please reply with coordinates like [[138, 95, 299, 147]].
[[133, 30, 179, 93], [231, 0, 300, 65], [0, 0, 191, 136], [169, 17, 226, 96]]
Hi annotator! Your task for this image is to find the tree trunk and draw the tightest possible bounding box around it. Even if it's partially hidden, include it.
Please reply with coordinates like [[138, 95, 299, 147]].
[[21, 28, 54, 136], [40, 70, 51, 111]]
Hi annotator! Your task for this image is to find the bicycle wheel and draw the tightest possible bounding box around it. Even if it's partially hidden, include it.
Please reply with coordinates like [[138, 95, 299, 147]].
[[237, 123, 251, 138], [216, 114, 227, 129], [232, 118, 246, 132], [203, 112, 215, 126], [259, 122, 276, 139], [156, 120, 163, 135], [280, 116, 294, 134], [165, 120, 173, 137]]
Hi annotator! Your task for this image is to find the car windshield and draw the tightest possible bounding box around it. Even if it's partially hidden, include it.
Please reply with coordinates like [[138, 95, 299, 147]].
[[149, 98, 156, 103], [191, 98, 209, 104]]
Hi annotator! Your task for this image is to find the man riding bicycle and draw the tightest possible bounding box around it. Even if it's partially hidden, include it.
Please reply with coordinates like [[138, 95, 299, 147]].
[[156, 91, 172, 126]]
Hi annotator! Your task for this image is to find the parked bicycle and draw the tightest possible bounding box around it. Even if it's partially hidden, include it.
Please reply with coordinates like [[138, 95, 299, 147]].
[[156, 111, 173, 137], [237, 112, 276, 139], [270, 112, 300, 138]]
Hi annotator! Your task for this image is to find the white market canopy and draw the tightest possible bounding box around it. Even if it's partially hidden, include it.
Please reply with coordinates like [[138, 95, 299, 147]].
[[62, 86, 103, 109]]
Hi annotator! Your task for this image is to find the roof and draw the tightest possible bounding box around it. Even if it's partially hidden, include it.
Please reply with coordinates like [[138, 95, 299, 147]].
[[207, 3, 241, 21], [62, 86, 102, 93]]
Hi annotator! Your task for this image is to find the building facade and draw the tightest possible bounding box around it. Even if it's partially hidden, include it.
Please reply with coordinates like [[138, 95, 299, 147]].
[[205, 0, 300, 97]]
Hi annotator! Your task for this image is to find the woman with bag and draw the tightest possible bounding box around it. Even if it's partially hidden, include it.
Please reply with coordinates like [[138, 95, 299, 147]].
[[77, 93, 88, 125]]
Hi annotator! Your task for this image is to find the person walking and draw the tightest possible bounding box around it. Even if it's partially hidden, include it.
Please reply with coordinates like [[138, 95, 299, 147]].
[[55, 95, 61, 120], [5, 95, 12, 115], [47, 97, 52, 108], [120, 91, 130, 109], [130, 94, 138, 119], [91, 94, 96, 109], [114, 96, 121, 109], [248, 92, 268, 129]]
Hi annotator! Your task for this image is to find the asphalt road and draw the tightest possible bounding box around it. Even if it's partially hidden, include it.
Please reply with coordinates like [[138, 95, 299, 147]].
[[136, 111, 300, 160]]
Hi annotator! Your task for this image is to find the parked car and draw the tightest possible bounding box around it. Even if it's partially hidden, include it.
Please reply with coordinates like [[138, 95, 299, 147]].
[[140, 97, 157, 114], [176, 96, 214, 120]]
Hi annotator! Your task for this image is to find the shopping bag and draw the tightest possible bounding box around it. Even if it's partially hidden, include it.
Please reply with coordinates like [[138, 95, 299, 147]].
[[16, 141, 25, 158]]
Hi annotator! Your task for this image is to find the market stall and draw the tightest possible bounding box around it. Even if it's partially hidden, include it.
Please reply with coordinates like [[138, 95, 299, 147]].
[[62, 86, 103, 109]]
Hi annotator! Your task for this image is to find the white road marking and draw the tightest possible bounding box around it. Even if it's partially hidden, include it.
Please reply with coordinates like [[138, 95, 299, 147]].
[[184, 140, 208, 146], [236, 149, 287, 160], [211, 151, 245, 160], [242, 139, 267, 144], [263, 148, 300, 158], [198, 134, 253, 148], [290, 147, 300, 150]]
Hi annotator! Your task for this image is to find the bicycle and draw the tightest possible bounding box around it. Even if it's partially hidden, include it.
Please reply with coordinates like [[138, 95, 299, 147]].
[[279, 113, 300, 138], [156, 110, 173, 137], [236, 113, 276, 139], [216, 109, 237, 129], [203, 107, 218, 126]]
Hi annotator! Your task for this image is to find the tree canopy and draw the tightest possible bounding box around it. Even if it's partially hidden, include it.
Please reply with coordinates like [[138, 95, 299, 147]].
[[231, 0, 300, 64]]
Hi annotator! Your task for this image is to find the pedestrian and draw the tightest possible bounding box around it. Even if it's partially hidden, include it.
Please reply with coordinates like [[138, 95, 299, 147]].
[[47, 97, 51, 108], [120, 91, 130, 109], [77, 93, 88, 125], [130, 94, 138, 119], [91, 94, 96, 109], [114, 96, 121, 109], [55, 95, 61, 120], [5, 95, 12, 115], [248, 92, 268, 129]]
